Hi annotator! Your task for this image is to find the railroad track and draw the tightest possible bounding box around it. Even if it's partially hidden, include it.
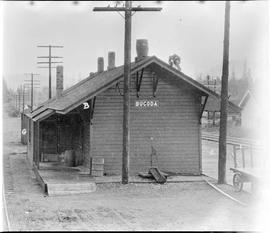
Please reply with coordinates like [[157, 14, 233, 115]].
[[201, 132, 264, 150]]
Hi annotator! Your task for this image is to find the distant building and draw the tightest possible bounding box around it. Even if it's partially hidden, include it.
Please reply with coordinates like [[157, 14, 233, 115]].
[[203, 96, 241, 126], [239, 90, 261, 130]]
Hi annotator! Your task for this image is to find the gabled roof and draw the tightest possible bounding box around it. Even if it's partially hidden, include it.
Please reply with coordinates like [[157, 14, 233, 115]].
[[29, 56, 241, 121]]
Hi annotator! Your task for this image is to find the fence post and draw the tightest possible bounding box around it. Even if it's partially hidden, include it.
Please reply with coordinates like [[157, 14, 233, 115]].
[[250, 145, 253, 168], [241, 145, 245, 168], [233, 145, 237, 168]]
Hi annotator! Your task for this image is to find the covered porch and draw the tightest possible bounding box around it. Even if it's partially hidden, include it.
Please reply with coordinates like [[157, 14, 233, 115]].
[[31, 98, 95, 170], [30, 101, 96, 195]]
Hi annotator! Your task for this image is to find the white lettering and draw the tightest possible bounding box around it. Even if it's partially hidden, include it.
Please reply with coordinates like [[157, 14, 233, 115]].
[[83, 102, 89, 109], [22, 129, 27, 135], [135, 100, 159, 108]]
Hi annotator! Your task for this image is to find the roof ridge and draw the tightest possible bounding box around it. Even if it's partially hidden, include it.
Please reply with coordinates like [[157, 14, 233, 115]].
[[29, 55, 241, 118]]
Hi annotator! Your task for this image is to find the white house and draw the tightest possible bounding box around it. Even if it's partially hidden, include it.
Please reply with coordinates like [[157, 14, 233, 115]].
[[239, 90, 261, 131]]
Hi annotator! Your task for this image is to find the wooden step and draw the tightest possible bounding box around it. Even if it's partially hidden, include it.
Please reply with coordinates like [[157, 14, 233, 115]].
[[48, 189, 96, 196], [47, 182, 96, 196]]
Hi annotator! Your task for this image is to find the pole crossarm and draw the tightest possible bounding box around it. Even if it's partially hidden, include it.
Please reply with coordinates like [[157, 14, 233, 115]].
[[37, 61, 63, 64], [37, 66, 57, 69], [37, 56, 63, 58], [93, 7, 162, 12], [24, 80, 40, 82], [37, 45, 64, 48], [24, 84, 40, 86], [24, 73, 40, 76]]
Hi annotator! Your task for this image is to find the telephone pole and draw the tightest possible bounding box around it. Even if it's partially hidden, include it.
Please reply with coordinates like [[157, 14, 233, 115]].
[[37, 45, 63, 99], [17, 87, 21, 112], [218, 1, 231, 184], [93, 1, 162, 184], [24, 73, 40, 111], [20, 84, 31, 113]]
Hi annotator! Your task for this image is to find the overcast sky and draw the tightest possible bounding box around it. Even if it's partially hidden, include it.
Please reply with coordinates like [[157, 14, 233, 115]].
[[2, 1, 269, 90]]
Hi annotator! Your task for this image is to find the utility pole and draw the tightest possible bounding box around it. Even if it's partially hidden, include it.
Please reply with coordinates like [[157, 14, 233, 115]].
[[21, 84, 31, 112], [24, 73, 40, 111], [218, 1, 231, 184], [17, 87, 21, 112], [93, 1, 162, 184], [15, 94, 18, 110], [22, 85, 25, 113], [37, 45, 63, 99]]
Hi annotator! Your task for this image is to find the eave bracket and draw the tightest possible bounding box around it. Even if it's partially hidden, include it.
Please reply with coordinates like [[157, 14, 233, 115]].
[[90, 96, 96, 125], [152, 73, 159, 97], [199, 95, 208, 124], [136, 68, 144, 97]]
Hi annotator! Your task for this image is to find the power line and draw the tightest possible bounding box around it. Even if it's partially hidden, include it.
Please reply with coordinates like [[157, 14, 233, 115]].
[[37, 45, 63, 99], [24, 73, 40, 111]]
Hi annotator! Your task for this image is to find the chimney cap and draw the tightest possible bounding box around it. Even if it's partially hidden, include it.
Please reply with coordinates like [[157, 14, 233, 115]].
[[135, 39, 149, 62]]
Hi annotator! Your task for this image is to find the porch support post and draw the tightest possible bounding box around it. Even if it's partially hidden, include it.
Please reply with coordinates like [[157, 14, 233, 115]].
[[56, 116, 61, 154], [241, 146, 245, 168], [36, 121, 40, 169], [233, 144, 237, 168], [33, 121, 40, 169]]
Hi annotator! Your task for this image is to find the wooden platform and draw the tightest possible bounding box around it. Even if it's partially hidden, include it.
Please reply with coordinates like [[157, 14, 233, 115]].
[[34, 162, 206, 196], [34, 162, 97, 196], [93, 174, 205, 184]]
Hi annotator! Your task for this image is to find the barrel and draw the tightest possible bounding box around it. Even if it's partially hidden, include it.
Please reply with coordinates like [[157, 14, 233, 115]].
[[91, 157, 104, 177], [136, 39, 149, 59], [64, 150, 75, 167]]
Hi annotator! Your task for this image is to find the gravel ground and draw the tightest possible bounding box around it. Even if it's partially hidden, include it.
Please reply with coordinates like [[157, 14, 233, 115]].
[[2, 114, 260, 231]]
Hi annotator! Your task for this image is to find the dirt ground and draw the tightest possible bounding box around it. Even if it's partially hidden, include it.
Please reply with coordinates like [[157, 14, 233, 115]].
[[2, 114, 260, 231]]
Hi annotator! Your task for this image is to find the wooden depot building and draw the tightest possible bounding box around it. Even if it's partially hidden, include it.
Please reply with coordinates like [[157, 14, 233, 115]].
[[25, 40, 240, 177]]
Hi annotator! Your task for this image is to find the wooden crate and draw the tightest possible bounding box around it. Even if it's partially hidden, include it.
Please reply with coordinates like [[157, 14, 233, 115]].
[[91, 157, 104, 177]]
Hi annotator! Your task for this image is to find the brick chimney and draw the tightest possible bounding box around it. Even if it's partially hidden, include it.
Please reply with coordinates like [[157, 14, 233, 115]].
[[97, 57, 104, 73], [56, 65, 63, 98], [135, 39, 149, 62], [107, 52, 115, 70]]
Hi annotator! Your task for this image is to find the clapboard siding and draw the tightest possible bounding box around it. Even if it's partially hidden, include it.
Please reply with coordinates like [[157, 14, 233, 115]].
[[91, 67, 201, 175]]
